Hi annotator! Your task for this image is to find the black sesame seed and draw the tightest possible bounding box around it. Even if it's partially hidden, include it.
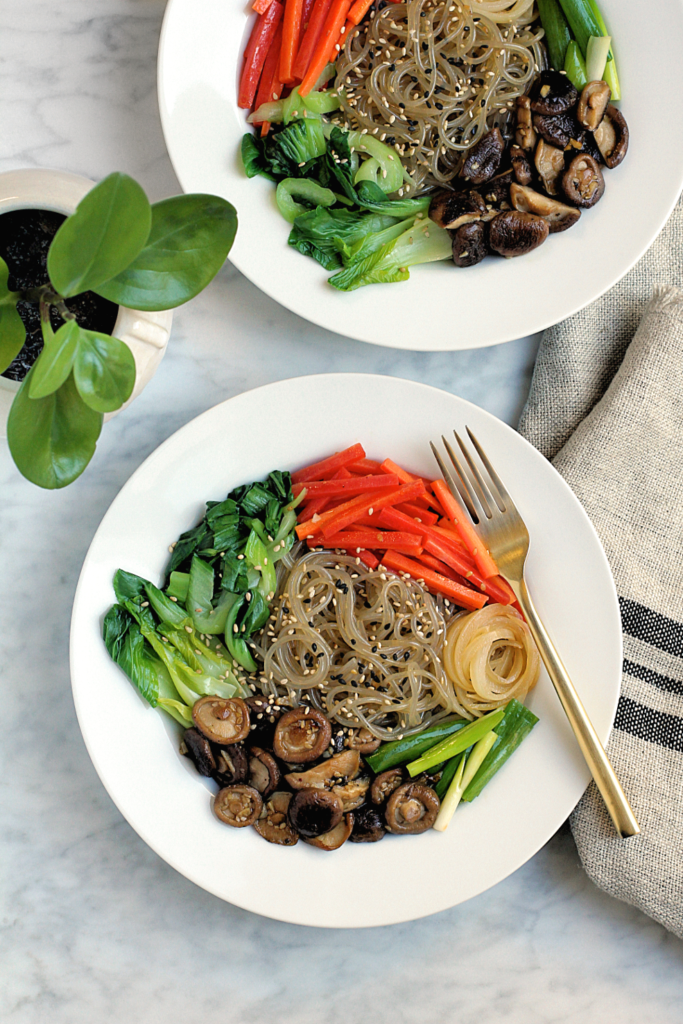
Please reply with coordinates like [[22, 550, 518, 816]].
[[398, 102, 405, 109], [435, 102, 443, 110]]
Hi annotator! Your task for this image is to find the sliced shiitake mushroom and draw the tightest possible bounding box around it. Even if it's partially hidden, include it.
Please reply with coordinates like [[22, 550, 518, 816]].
[[214, 784, 263, 827], [254, 791, 298, 846], [371, 768, 405, 805], [273, 706, 332, 763], [534, 138, 566, 196], [594, 104, 629, 168], [288, 788, 343, 838], [213, 743, 249, 786], [192, 696, 250, 744], [529, 70, 578, 115], [248, 746, 280, 798], [577, 80, 611, 132], [385, 782, 440, 835], [346, 728, 381, 754], [533, 111, 581, 150], [460, 128, 505, 185], [429, 189, 486, 230], [245, 694, 285, 748], [479, 170, 513, 213], [182, 727, 216, 776], [451, 220, 488, 268], [515, 96, 537, 152], [286, 749, 360, 790], [488, 211, 549, 257], [562, 153, 605, 208], [349, 805, 386, 843], [306, 813, 354, 851], [510, 183, 581, 233], [510, 144, 532, 186]]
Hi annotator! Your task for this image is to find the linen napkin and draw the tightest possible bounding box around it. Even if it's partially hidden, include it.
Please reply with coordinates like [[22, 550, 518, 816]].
[[517, 195, 683, 939]]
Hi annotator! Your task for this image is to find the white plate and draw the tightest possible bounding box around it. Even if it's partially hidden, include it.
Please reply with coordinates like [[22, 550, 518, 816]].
[[71, 374, 621, 927], [158, 0, 683, 351]]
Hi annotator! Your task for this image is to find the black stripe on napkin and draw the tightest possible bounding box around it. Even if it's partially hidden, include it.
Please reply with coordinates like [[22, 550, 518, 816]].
[[614, 695, 683, 752], [619, 597, 683, 658], [623, 659, 683, 697]]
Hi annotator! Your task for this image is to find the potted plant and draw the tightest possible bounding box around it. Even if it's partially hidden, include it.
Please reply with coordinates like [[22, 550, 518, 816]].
[[0, 169, 236, 488]]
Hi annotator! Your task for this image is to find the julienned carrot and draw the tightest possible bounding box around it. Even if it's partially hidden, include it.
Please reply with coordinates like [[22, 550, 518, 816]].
[[348, 458, 383, 474], [238, 2, 284, 109], [292, 442, 365, 484], [416, 551, 459, 581], [432, 478, 499, 579], [298, 0, 351, 97], [328, 18, 352, 61], [323, 529, 424, 550], [298, 496, 330, 520], [380, 552, 488, 611], [358, 549, 380, 570], [395, 502, 438, 526], [320, 480, 426, 538], [348, 0, 374, 24], [292, 0, 333, 80], [380, 458, 434, 491], [292, 474, 399, 498], [252, 23, 283, 122], [422, 534, 512, 606], [281, 0, 305, 83], [253, 0, 275, 13]]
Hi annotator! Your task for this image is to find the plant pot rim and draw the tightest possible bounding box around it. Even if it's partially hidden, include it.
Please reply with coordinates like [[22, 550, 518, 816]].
[[0, 167, 172, 438]]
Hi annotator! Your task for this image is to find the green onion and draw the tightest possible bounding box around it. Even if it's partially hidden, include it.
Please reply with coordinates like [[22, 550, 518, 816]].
[[585, 35, 611, 84], [557, 0, 611, 60], [564, 40, 588, 90], [433, 731, 499, 832], [406, 708, 505, 776], [586, 0, 620, 99], [365, 715, 467, 774], [462, 698, 539, 802], [435, 752, 466, 800], [275, 178, 337, 223], [537, 0, 572, 73]]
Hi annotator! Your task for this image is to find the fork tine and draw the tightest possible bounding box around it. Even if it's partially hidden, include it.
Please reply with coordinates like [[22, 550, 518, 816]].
[[441, 435, 488, 522], [465, 427, 510, 512], [430, 441, 478, 522], [452, 431, 493, 518]]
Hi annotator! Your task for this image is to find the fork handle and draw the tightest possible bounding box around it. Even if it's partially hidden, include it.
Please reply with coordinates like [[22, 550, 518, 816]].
[[509, 577, 640, 838]]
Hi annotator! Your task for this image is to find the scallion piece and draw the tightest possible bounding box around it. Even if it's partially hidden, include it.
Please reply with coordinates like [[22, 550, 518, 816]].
[[406, 708, 505, 777], [585, 35, 611, 84], [433, 731, 499, 832], [365, 716, 467, 774], [435, 752, 466, 801], [537, 0, 572, 72], [462, 698, 539, 802], [556, 0, 611, 60], [586, 0, 620, 99], [564, 40, 587, 91]]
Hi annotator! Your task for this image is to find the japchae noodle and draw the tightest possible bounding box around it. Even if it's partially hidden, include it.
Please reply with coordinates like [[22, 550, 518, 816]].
[[443, 603, 540, 715], [334, 0, 546, 192], [248, 548, 473, 739]]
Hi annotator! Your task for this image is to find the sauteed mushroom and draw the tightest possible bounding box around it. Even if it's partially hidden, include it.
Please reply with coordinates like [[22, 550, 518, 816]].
[[429, 189, 486, 230], [529, 70, 578, 115], [562, 153, 605, 207], [460, 128, 505, 185], [307, 813, 354, 851], [213, 743, 249, 786], [192, 696, 250, 744], [515, 95, 537, 152], [510, 183, 581, 233], [489, 211, 549, 257], [510, 144, 532, 186], [594, 105, 629, 168], [248, 746, 280, 798], [533, 111, 581, 150], [286, 749, 360, 789], [245, 693, 284, 748], [214, 784, 263, 827], [288, 788, 343, 838], [385, 782, 440, 835], [254, 791, 298, 846], [479, 171, 513, 212], [182, 727, 216, 776], [371, 768, 405, 805], [347, 728, 381, 754], [577, 80, 611, 131], [451, 221, 488, 267], [273, 706, 332, 763], [535, 138, 566, 196], [349, 805, 386, 843]]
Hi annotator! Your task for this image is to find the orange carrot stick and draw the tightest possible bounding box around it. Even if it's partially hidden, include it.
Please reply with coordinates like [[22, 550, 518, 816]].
[[252, 23, 283, 122], [253, 0, 275, 13], [348, 0, 374, 24], [281, 0, 305, 83], [298, 0, 350, 96], [292, 0, 334, 80], [380, 552, 488, 611], [432, 478, 499, 579]]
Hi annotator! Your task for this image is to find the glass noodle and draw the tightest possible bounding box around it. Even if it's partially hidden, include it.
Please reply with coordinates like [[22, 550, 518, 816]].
[[334, 0, 546, 192]]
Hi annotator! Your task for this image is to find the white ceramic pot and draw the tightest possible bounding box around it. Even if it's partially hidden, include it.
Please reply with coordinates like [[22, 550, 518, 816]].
[[0, 168, 172, 438]]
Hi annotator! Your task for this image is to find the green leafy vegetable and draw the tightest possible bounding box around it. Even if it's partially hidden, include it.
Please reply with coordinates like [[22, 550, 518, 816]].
[[329, 216, 452, 291], [276, 178, 337, 223], [48, 172, 151, 297]]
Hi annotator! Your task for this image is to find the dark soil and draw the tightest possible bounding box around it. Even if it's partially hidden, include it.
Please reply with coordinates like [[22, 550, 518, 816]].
[[0, 208, 119, 381]]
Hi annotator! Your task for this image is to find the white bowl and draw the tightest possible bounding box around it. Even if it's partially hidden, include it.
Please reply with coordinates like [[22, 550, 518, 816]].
[[0, 168, 173, 438]]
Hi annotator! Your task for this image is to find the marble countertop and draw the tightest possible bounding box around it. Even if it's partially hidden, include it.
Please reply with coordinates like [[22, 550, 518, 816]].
[[1, 1, 682, 1020]]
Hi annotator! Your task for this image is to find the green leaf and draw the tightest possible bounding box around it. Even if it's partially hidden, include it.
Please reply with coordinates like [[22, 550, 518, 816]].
[[7, 367, 103, 489], [0, 255, 25, 374], [93, 194, 237, 310], [73, 328, 136, 413], [48, 172, 152, 297], [28, 319, 80, 399]]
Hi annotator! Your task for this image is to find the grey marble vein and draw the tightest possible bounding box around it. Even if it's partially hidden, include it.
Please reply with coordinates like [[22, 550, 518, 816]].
[[1, 1, 682, 1021]]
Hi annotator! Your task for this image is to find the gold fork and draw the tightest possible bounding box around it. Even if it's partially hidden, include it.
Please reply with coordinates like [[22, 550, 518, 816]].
[[432, 428, 639, 838]]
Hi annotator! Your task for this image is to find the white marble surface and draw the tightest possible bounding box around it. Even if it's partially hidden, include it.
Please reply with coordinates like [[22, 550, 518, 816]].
[[1, 2, 682, 1020]]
